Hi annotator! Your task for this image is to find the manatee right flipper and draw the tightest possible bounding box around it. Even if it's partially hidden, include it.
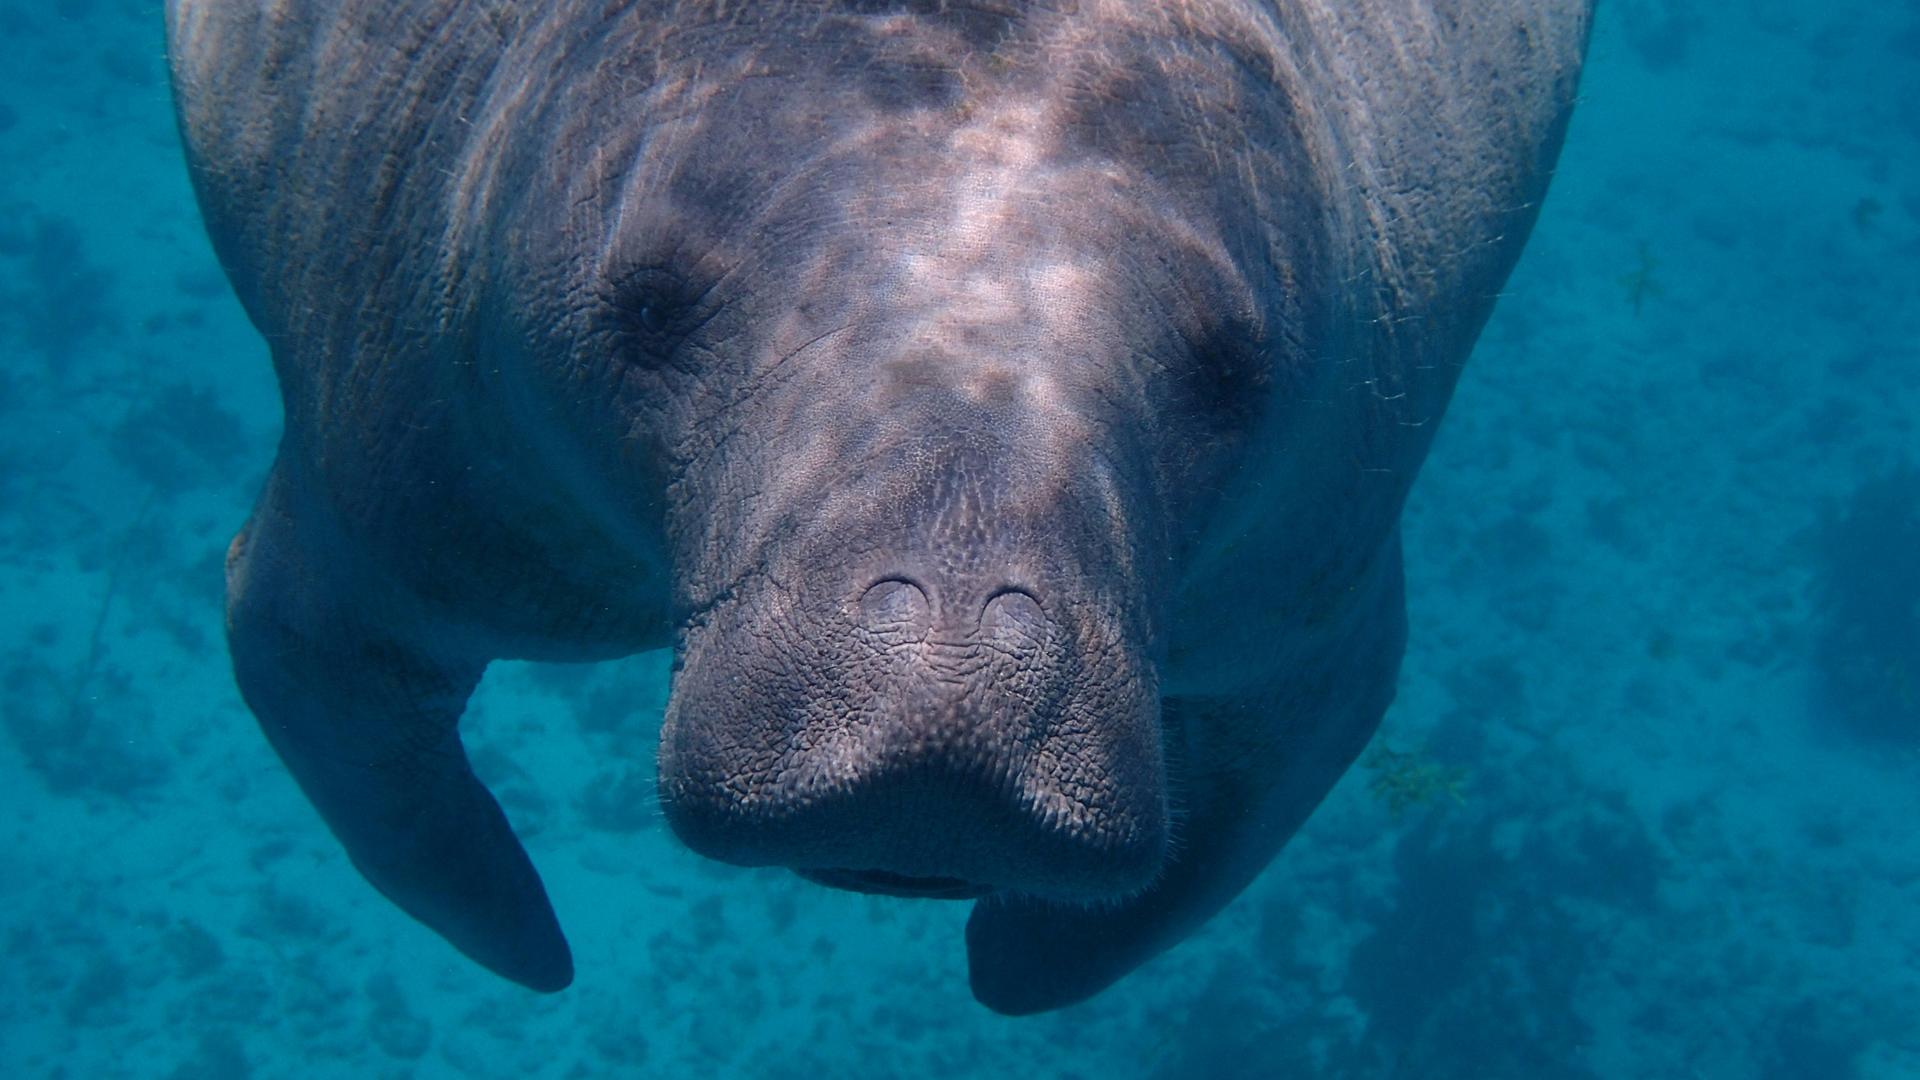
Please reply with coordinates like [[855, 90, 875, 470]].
[[224, 464, 572, 992]]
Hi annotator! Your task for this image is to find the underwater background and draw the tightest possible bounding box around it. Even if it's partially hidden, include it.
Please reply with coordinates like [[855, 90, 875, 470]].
[[2, 1, 1916, 1076]]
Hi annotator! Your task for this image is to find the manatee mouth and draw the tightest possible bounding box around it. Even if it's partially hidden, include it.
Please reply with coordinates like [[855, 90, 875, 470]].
[[801, 868, 993, 900]]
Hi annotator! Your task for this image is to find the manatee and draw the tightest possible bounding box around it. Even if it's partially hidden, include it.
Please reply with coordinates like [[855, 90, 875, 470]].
[[166, 1, 1591, 1012]]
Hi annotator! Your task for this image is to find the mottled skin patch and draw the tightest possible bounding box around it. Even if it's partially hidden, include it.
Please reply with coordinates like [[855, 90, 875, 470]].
[[169, 1, 1590, 1012]]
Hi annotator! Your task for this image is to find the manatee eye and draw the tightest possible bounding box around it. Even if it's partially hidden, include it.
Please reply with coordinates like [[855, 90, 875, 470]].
[[603, 261, 707, 364], [613, 280, 688, 338], [1181, 333, 1271, 429]]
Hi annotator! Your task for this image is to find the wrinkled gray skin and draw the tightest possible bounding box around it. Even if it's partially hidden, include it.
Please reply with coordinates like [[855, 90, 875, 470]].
[[168, 0, 1589, 1013]]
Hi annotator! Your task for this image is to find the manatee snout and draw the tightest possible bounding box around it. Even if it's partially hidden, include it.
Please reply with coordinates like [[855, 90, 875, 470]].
[[658, 442, 1169, 903]]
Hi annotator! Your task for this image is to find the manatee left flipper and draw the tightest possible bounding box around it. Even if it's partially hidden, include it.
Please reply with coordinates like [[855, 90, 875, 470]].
[[965, 693, 1392, 1014], [224, 465, 573, 992], [967, 543, 1407, 1014]]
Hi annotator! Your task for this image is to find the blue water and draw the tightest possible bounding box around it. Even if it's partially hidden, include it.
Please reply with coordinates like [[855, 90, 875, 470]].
[[2, 3, 1916, 1077]]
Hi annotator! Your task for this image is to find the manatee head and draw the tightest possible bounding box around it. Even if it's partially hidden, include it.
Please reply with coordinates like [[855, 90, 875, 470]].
[[663, 392, 1173, 902], [484, 19, 1317, 907]]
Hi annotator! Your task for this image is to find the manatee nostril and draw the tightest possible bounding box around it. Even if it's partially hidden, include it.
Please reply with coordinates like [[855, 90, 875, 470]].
[[857, 577, 932, 633], [981, 587, 1047, 647]]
